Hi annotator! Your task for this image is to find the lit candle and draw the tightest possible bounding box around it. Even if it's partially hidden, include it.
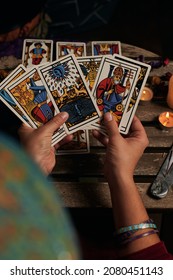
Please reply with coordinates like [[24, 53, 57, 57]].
[[140, 86, 153, 103], [167, 74, 173, 109], [158, 111, 173, 129]]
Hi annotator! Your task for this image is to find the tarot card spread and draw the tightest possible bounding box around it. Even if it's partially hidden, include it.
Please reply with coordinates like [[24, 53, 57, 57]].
[[91, 55, 141, 134], [38, 54, 101, 135]]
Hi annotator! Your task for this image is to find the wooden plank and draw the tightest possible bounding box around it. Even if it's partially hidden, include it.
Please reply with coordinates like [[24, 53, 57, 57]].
[[89, 129, 173, 148], [53, 152, 166, 176], [52, 181, 173, 210], [136, 101, 173, 122]]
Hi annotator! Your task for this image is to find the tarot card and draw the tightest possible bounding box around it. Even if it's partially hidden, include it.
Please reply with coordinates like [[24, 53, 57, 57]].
[[22, 39, 53, 69], [56, 129, 90, 154], [38, 54, 101, 134], [91, 41, 121, 56], [5, 66, 66, 142], [51, 125, 67, 146], [77, 55, 103, 92], [91, 55, 141, 134], [0, 64, 31, 126], [113, 54, 151, 134], [56, 41, 86, 59]]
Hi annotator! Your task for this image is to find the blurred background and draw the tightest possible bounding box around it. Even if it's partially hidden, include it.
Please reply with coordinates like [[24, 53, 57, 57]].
[[1, 0, 172, 58]]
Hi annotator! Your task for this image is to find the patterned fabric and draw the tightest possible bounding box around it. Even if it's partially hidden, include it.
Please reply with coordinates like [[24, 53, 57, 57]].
[[0, 133, 80, 260]]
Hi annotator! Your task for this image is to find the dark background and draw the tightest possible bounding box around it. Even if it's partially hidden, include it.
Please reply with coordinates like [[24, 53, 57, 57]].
[[1, 0, 173, 58], [44, 0, 173, 59]]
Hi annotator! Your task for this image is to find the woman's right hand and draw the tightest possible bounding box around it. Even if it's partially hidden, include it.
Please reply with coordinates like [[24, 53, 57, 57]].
[[92, 112, 149, 182]]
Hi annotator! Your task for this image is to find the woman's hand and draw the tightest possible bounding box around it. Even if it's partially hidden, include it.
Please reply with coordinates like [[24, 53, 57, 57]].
[[18, 112, 73, 175], [92, 112, 149, 181]]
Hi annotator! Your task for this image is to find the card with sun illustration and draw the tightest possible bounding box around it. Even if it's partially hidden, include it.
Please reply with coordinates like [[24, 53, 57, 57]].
[[38, 54, 101, 134]]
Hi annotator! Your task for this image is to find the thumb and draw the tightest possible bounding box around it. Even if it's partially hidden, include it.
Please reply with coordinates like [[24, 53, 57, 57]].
[[43, 112, 69, 135], [103, 112, 120, 139]]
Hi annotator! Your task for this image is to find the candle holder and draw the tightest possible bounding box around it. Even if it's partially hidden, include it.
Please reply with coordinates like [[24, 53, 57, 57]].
[[158, 111, 173, 130], [140, 86, 153, 105]]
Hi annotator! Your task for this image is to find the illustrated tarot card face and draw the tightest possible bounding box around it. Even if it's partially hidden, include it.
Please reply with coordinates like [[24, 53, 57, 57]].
[[56, 41, 86, 59], [38, 54, 101, 134], [113, 54, 151, 134], [6, 66, 66, 142], [91, 55, 141, 134], [22, 39, 53, 69], [77, 55, 103, 92], [56, 129, 90, 154], [0, 64, 31, 126], [91, 41, 121, 56], [5, 67, 57, 128]]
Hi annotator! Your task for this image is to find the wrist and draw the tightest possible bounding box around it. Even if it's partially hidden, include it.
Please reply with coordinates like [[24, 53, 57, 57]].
[[106, 169, 134, 189]]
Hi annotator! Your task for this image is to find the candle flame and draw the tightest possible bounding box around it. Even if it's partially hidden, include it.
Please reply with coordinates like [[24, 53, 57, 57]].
[[166, 112, 170, 119]]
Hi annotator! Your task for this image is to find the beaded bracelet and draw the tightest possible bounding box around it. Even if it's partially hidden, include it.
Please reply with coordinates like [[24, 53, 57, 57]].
[[115, 219, 157, 235], [120, 229, 159, 246], [114, 225, 158, 245]]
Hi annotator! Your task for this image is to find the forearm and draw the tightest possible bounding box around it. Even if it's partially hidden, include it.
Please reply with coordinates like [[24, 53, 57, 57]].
[[108, 172, 160, 256], [109, 173, 148, 227]]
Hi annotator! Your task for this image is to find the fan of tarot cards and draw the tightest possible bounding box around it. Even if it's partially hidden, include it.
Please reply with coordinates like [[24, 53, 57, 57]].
[[0, 39, 151, 154]]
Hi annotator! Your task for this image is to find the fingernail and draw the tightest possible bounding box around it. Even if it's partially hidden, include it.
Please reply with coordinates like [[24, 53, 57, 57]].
[[105, 112, 112, 122], [60, 112, 69, 119]]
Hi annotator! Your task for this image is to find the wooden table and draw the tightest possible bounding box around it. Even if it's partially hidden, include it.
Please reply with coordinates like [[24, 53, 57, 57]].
[[51, 43, 173, 210], [50, 43, 173, 257]]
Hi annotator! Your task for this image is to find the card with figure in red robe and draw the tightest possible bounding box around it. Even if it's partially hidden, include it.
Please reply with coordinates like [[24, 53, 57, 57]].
[[91, 55, 141, 134]]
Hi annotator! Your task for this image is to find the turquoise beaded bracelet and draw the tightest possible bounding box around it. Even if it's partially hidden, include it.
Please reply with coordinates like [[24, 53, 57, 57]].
[[115, 219, 157, 235]]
